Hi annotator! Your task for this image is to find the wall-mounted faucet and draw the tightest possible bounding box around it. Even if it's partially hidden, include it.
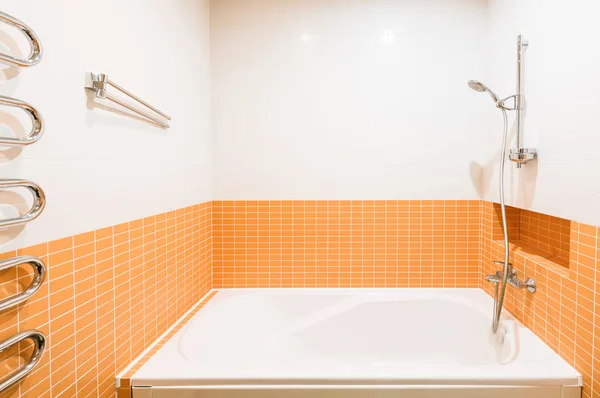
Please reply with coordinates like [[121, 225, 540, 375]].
[[486, 261, 536, 293]]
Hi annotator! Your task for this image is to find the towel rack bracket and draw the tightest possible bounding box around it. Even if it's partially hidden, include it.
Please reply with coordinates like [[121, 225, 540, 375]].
[[84, 72, 108, 99]]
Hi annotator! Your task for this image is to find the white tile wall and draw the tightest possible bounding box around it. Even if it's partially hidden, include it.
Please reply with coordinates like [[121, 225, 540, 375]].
[[0, 0, 212, 251], [485, 0, 600, 226], [211, 0, 491, 200], [212, 0, 600, 227], [2, 0, 597, 252]]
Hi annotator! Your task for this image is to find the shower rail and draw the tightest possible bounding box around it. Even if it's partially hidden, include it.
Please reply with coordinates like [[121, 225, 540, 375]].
[[0, 11, 43, 67], [85, 72, 172, 128], [0, 95, 44, 145], [0, 330, 46, 393], [0, 180, 46, 229], [0, 256, 46, 312]]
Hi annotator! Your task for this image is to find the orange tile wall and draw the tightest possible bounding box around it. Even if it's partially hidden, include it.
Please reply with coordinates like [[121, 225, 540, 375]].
[[480, 201, 598, 398], [116, 291, 218, 398], [491, 203, 571, 267], [1, 199, 600, 398], [519, 207, 571, 265], [213, 200, 482, 288], [213, 199, 600, 397], [491, 203, 520, 241], [0, 202, 212, 398]]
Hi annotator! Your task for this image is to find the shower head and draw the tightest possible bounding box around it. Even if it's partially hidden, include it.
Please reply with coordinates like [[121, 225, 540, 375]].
[[468, 80, 486, 92], [468, 80, 499, 103]]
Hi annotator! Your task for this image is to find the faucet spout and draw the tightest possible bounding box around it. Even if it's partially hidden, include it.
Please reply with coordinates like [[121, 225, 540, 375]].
[[485, 270, 502, 284]]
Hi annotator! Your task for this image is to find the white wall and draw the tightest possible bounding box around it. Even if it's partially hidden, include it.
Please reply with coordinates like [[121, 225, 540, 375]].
[[484, 0, 600, 226], [4, 0, 591, 252], [0, 0, 212, 251], [211, 0, 490, 200]]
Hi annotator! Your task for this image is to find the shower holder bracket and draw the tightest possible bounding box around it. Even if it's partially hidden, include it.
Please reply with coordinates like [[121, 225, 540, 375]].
[[496, 95, 518, 111], [509, 148, 537, 164]]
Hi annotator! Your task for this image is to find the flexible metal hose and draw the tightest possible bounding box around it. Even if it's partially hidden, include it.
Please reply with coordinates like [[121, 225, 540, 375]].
[[492, 108, 510, 333]]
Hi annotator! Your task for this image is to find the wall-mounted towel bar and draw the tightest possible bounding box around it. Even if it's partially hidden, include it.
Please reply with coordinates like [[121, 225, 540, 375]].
[[0, 95, 44, 145], [0, 11, 43, 67], [85, 72, 171, 128], [0, 256, 45, 312], [0, 180, 45, 229], [0, 330, 46, 393]]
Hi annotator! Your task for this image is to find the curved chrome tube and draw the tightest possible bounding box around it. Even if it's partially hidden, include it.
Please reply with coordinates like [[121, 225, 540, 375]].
[[0, 95, 44, 145], [0, 179, 46, 229], [0, 11, 43, 67], [0, 256, 46, 312], [0, 330, 46, 393], [492, 108, 510, 333]]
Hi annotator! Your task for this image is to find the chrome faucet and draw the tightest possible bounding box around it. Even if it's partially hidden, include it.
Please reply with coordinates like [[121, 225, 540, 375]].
[[486, 261, 536, 293]]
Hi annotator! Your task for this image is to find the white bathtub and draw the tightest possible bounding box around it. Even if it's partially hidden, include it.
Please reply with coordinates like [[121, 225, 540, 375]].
[[129, 289, 581, 398]]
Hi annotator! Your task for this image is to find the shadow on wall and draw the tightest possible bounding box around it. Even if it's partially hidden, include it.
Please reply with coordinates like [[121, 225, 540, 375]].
[[469, 160, 493, 198], [0, 31, 21, 82], [0, 190, 29, 245], [469, 109, 537, 207], [515, 156, 538, 208], [0, 110, 26, 162], [0, 23, 27, 246], [514, 96, 538, 208], [0, 23, 26, 162]]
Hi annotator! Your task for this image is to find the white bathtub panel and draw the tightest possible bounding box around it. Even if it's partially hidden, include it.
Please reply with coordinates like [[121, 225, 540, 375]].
[[137, 385, 565, 398]]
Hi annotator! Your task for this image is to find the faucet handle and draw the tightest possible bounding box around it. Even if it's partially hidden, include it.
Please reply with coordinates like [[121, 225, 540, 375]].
[[507, 269, 537, 293], [522, 278, 537, 293]]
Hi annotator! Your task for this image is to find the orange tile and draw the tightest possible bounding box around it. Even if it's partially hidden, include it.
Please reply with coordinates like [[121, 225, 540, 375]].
[[3, 199, 600, 397]]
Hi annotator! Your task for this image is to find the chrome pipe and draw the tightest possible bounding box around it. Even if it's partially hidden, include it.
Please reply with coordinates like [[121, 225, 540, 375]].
[[0, 330, 46, 393], [0, 256, 46, 312], [84, 72, 171, 128], [106, 94, 169, 128], [0, 179, 46, 229], [513, 35, 534, 168], [0, 11, 43, 67], [515, 36, 523, 168], [107, 79, 172, 121], [0, 95, 44, 145], [516, 35, 523, 151]]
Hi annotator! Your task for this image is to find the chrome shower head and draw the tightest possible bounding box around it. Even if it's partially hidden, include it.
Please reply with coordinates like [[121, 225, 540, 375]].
[[468, 80, 499, 103], [468, 80, 486, 92]]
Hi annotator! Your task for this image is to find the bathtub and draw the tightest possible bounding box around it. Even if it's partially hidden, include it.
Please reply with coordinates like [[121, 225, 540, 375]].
[[129, 289, 581, 398]]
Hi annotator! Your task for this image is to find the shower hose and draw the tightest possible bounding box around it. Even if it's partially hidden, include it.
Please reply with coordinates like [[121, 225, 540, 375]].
[[492, 108, 510, 334]]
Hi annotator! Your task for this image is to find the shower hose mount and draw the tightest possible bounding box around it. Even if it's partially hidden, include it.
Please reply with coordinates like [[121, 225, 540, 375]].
[[509, 148, 537, 164]]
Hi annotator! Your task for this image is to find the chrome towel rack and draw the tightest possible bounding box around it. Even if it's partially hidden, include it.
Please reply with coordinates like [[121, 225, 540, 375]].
[[0, 95, 44, 145], [0, 256, 46, 312], [0, 12, 47, 394], [0, 180, 45, 229], [85, 72, 172, 128], [0, 330, 46, 393], [0, 11, 43, 67]]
